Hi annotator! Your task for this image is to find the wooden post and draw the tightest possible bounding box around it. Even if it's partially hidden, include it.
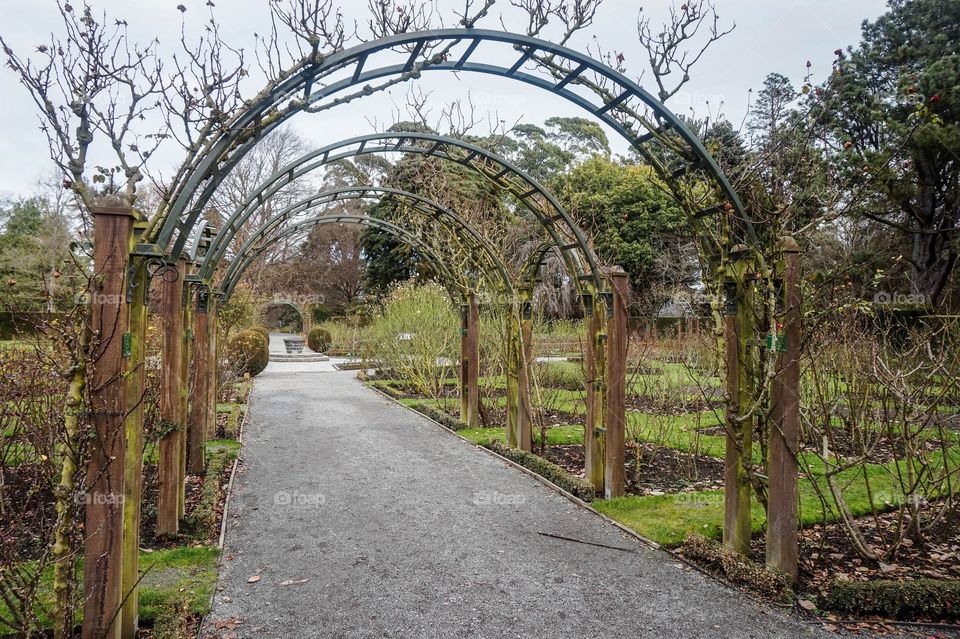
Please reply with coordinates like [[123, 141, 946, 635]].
[[584, 289, 607, 493], [604, 269, 629, 499], [157, 259, 185, 537], [517, 292, 533, 452], [120, 249, 147, 639], [205, 296, 219, 439], [723, 248, 755, 556], [767, 237, 801, 579], [188, 286, 210, 474], [459, 292, 480, 427], [84, 202, 135, 639], [178, 270, 192, 517]]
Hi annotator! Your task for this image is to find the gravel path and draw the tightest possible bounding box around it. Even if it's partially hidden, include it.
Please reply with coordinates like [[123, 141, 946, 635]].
[[201, 365, 829, 639]]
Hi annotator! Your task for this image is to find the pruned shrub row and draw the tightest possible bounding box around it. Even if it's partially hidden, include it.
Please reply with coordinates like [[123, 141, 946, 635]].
[[826, 579, 960, 619], [679, 534, 791, 600], [486, 442, 596, 501], [413, 403, 467, 431]]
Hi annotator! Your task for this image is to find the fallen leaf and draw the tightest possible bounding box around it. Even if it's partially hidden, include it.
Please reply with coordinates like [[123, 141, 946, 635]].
[[798, 599, 817, 611], [247, 575, 261, 583]]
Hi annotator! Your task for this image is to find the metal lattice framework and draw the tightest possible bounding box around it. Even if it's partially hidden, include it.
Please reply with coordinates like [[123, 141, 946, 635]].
[[221, 214, 466, 299], [215, 186, 514, 298], [147, 28, 757, 270], [201, 132, 604, 291]]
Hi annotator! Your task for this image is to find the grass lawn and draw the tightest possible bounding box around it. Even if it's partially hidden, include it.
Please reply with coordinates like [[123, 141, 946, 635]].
[[0, 545, 219, 630]]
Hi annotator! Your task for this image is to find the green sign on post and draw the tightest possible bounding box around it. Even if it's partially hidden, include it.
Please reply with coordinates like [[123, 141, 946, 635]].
[[766, 333, 787, 353], [122, 332, 132, 358]]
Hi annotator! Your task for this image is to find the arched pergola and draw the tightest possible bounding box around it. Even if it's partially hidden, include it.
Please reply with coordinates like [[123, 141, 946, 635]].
[[213, 186, 514, 297], [222, 214, 474, 300], [201, 132, 606, 293], [80, 29, 797, 639], [145, 28, 758, 262]]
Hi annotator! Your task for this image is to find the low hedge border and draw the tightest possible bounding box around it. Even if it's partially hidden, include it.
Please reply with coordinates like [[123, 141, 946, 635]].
[[412, 403, 467, 431], [826, 578, 960, 619], [485, 442, 596, 502], [679, 533, 791, 601]]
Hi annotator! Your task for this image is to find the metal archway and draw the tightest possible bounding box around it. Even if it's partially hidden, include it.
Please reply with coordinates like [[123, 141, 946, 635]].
[[220, 214, 468, 300], [202, 132, 604, 291], [148, 29, 756, 265], [215, 186, 515, 298]]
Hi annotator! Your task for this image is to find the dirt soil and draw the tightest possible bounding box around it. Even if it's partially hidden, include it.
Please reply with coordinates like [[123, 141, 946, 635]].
[[545, 442, 725, 495]]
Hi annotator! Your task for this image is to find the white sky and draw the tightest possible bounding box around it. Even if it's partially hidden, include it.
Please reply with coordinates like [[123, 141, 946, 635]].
[[0, 0, 888, 198]]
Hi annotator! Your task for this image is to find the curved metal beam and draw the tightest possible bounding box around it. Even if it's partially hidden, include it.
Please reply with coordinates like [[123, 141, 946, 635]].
[[220, 214, 464, 300], [215, 186, 513, 296], [202, 132, 602, 291], [152, 29, 755, 265]]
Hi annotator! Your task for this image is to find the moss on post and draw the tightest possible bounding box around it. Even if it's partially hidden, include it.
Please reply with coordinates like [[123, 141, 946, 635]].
[[120, 250, 148, 639], [723, 248, 755, 556], [584, 288, 607, 494]]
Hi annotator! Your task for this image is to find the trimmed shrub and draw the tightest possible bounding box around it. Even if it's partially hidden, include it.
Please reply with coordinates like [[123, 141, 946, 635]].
[[826, 579, 960, 619], [249, 325, 270, 347], [307, 326, 332, 353], [487, 442, 596, 501], [227, 329, 269, 376], [413, 402, 467, 431], [680, 534, 791, 600]]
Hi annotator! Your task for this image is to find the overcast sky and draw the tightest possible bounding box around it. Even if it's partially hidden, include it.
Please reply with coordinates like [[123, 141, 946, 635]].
[[0, 0, 889, 198]]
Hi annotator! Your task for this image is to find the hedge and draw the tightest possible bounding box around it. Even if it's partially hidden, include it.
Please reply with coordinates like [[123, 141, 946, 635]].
[[307, 326, 332, 353], [486, 442, 596, 501], [827, 579, 960, 619], [249, 325, 270, 347], [227, 329, 269, 376]]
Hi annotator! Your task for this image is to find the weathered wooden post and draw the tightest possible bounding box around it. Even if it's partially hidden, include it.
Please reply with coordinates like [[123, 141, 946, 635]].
[[767, 237, 801, 579], [723, 247, 755, 556], [120, 227, 148, 639], [157, 258, 185, 536], [604, 268, 629, 499], [517, 290, 533, 452], [459, 292, 480, 427], [178, 269, 192, 517], [583, 287, 607, 493], [84, 201, 135, 639], [206, 296, 220, 439], [188, 285, 211, 474], [506, 297, 520, 448]]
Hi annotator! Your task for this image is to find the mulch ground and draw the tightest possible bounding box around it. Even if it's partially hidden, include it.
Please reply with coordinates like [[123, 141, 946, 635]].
[[544, 442, 725, 495], [0, 463, 57, 560]]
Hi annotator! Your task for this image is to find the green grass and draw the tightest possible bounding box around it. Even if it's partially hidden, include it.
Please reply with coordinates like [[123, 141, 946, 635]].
[[136, 545, 220, 620], [594, 451, 960, 547], [0, 545, 219, 631], [205, 438, 241, 460], [458, 424, 583, 446]]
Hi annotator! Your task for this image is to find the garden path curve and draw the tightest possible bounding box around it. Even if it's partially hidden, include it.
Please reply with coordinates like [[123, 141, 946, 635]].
[[200, 356, 829, 639]]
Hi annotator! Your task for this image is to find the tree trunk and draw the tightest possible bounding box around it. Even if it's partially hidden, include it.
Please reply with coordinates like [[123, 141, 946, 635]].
[[52, 357, 86, 639]]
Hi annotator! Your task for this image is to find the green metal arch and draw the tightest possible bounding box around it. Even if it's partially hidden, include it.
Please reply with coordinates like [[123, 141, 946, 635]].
[[150, 29, 755, 266], [220, 214, 466, 301], [216, 186, 514, 297], [201, 132, 602, 291]]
